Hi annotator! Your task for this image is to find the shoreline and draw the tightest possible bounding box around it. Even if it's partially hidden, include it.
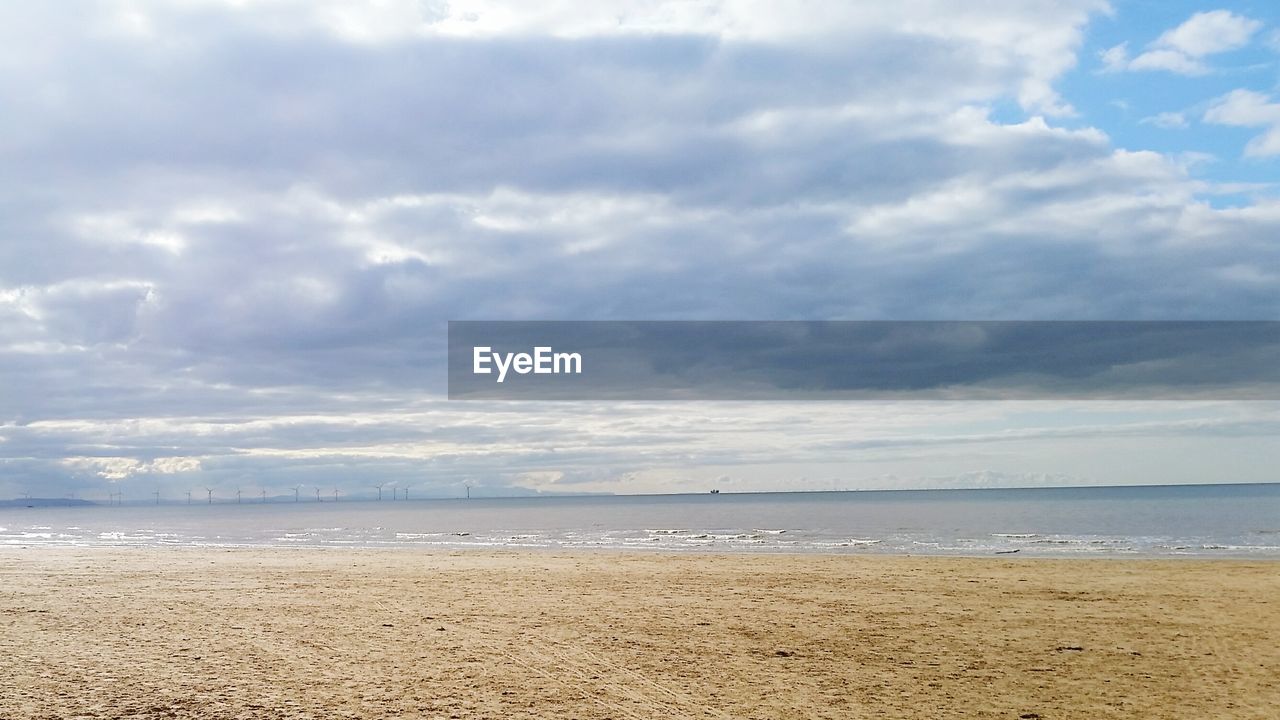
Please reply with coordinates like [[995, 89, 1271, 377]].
[[4, 541, 1280, 561], [3, 546, 1278, 719]]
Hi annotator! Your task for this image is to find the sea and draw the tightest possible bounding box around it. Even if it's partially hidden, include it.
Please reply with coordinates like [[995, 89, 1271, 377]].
[[2, 483, 1278, 558]]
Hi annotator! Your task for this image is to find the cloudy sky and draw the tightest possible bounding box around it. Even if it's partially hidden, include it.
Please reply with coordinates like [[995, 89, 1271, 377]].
[[2, 0, 1279, 501]]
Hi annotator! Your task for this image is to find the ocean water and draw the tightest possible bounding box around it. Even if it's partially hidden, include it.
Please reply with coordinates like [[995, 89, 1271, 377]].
[[2, 484, 1278, 558]]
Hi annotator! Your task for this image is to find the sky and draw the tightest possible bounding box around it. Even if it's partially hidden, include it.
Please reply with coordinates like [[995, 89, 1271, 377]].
[[1, 0, 1279, 501]]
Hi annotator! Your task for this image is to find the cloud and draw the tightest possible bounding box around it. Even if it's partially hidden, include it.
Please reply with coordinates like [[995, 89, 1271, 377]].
[[450, 321, 1280, 401], [1140, 111, 1189, 129], [60, 456, 203, 481], [1128, 48, 1208, 75], [1153, 9, 1261, 57], [1101, 10, 1262, 75], [1204, 89, 1280, 157], [1, 1, 1279, 498], [1099, 42, 1130, 73]]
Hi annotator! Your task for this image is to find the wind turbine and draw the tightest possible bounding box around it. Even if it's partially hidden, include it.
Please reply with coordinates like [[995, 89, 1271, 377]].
[[153, 490, 160, 506], [372, 483, 384, 501], [205, 487, 213, 504], [236, 487, 242, 504], [293, 485, 302, 502], [186, 490, 192, 505], [315, 487, 321, 502], [260, 488, 267, 503]]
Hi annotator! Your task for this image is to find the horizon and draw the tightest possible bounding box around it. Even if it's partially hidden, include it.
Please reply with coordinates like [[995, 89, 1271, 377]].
[[7, 478, 1280, 507], [2, 1, 1279, 498]]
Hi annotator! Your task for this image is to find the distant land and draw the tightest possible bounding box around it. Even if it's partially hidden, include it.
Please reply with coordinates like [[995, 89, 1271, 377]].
[[0, 498, 97, 508]]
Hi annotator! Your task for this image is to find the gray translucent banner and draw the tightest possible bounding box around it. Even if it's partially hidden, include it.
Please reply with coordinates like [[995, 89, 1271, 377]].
[[447, 321, 1280, 400]]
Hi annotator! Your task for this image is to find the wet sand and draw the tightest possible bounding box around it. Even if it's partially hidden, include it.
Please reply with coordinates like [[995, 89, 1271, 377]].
[[1, 547, 1277, 719]]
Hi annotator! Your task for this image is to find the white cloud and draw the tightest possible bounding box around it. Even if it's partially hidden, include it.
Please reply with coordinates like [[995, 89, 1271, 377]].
[[1204, 89, 1280, 157], [1129, 48, 1208, 75], [1104, 10, 1262, 75], [1204, 89, 1280, 126], [1140, 111, 1188, 129], [1154, 8, 1261, 56], [60, 456, 203, 480], [1099, 42, 1129, 72]]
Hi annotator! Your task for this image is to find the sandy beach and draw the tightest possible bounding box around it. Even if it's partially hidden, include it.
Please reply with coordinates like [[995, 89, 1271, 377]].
[[0, 548, 1276, 719]]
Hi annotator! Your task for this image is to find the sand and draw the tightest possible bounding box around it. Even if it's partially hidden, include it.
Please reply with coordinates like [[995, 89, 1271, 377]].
[[0, 548, 1276, 719]]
